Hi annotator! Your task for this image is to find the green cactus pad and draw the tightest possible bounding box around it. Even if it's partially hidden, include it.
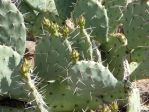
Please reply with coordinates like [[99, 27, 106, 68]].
[[0, 0, 26, 55], [25, 0, 76, 23], [130, 48, 149, 80], [18, 1, 37, 30], [73, 0, 109, 43], [35, 34, 72, 81], [123, 1, 149, 49], [0, 106, 34, 112], [24, 0, 57, 14], [0, 45, 27, 100], [122, 1, 149, 80], [67, 61, 126, 102], [102, 34, 128, 80], [69, 27, 93, 60], [128, 60, 149, 83], [54, 0, 76, 21], [41, 61, 126, 111], [18, 1, 36, 24], [104, 0, 126, 33], [40, 79, 125, 112], [42, 80, 100, 112]]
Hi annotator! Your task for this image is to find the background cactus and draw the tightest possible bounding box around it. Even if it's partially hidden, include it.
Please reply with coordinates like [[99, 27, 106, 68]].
[[122, 0, 149, 80], [123, 1, 149, 50], [101, 32, 128, 80], [24, 0, 77, 24], [17, 1, 37, 35], [101, 0, 149, 81], [104, 0, 126, 33], [73, 0, 109, 43], [0, 0, 149, 111], [0, 0, 27, 100], [0, 45, 26, 99], [0, 0, 42, 111], [0, 0, 26, 55], [0, 107, 34, 112]]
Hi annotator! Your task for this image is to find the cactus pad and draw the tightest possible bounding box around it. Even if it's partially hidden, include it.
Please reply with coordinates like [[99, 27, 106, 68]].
[[0, 45, 27, 99], [73, 0, 109, 42], [0, 0, 26, 55], [35, 34, 72, 81]]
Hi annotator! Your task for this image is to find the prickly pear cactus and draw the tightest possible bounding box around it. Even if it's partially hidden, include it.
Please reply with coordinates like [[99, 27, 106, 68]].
[[53, 0, 77, 21], [24, 0, 76, 23], [69, 19, 93, 60], [67, 61, 126, 100], [24, 0, 57, 13], [102, 32, 128, 80], [42, 80, 101, 112], [0, 0, 27, 100], [101, 0, 129, 79], [130, 48, 149, 80], [0, 0, 26, 55], [0, 45, 27, 99], [102, 0, 149, 80], [104, 0, 127, 33], [122, 1, 149, 80], [35, 33, 72, 80], [0, 106, 34, 112], [18, 1, 37, 30], [123, 1, 149, 50], [1, 0, 148, 111], [73, 0, 109, 43], [34, 16, 128, 112], [40, 75, 126, 112], [18, 1, 36, 23]]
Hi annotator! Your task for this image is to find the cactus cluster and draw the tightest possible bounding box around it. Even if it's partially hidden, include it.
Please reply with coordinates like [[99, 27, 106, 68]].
[[0, 0, 148, 112], [0, 0, 26, 100]]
